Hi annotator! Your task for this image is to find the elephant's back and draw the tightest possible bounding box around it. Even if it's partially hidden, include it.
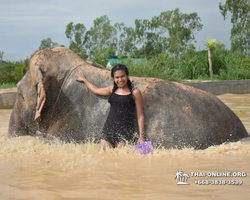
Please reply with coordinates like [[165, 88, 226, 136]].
[[131, 77, 249, 149]]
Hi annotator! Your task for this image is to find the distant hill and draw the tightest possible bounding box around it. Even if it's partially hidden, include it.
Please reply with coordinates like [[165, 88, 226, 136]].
[[0, 60, 7, 65]]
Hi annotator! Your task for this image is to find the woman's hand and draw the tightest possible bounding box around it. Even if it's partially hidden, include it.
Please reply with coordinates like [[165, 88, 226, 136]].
[[133, 89, 145, 144], [75, 71, 85, 82], [137, 136, 145, 143], [75, 71, 112, 96]]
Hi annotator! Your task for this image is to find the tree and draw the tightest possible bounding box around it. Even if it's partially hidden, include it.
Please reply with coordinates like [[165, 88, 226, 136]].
[[219, 0, 250, 55], [87, 15, 118, 65], [0, 59, 28, 84], [154, 8, 203, 60], [0, 51, 4, 65], [133, 19, 167, 58], [64, 11, 202, 65], [65, 22, 89, 60], [39, 38, 59, 50], [204, 38, 221, 79], [115, 23, 137, 57]]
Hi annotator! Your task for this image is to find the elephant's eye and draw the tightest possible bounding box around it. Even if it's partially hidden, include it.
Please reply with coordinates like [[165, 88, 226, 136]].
[[18, 92, 24, 100]]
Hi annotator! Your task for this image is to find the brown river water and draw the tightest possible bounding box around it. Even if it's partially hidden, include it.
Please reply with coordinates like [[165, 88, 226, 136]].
[[0, 93, 250, 200]]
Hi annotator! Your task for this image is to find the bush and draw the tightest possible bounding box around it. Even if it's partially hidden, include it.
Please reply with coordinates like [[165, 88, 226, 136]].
[[109, 49, 250, 82], [0, 82, 16, 89], [178, 50, 208, 79], [216, 51, 250, 80], [124, 54, 181, 81], [0, 59, 28, 84]]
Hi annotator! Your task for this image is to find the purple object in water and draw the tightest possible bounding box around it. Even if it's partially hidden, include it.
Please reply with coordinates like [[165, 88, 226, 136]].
[[135, 141, 153, 155]]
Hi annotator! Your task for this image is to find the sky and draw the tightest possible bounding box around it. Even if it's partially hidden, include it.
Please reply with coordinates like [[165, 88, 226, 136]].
[[0, 0, 231, 61]]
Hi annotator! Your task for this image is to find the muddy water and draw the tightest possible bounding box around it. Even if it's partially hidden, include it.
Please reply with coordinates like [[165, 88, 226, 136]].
[[0, 94, 250, 200]]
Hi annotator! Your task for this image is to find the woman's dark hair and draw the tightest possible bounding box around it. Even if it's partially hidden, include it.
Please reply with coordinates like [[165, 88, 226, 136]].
[[108, 64, 133, 102]]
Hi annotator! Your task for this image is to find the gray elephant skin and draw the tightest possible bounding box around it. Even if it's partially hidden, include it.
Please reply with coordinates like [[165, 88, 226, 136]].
[[8, 47, 249, 149]]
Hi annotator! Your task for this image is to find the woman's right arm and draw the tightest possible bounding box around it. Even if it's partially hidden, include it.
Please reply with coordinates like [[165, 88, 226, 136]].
[[75, 71, 112, 96]]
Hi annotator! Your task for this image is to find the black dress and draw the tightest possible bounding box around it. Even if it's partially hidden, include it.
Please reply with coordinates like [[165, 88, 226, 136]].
[[101, 90, 138, 146]]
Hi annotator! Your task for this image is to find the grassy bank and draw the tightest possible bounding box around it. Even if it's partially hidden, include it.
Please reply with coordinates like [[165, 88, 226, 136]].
[[0, 83, 16, 89]]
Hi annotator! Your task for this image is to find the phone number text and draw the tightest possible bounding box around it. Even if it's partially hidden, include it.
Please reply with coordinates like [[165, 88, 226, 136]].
[[194, 180, 243, 185]]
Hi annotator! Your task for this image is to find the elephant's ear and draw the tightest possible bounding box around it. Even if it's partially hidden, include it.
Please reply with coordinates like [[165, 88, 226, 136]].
[[34, 82, 46, 122]]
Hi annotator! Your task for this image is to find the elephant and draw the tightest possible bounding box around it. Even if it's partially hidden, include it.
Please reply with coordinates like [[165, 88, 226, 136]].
[[8, 47, 249, 149]]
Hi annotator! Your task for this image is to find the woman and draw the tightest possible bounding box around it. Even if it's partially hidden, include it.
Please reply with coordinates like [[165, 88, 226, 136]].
[[75, 64, 145, 150]]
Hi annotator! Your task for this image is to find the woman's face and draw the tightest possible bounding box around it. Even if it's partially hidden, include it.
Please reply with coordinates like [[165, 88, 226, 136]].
[[113, 70, 128, 88]]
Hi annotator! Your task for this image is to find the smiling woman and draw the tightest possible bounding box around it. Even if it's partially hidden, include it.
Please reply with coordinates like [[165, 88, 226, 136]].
[[75, 63, 145, 150]]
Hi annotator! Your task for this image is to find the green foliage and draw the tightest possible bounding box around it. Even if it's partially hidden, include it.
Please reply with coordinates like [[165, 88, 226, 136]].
[[117, 20, 163, 59], [218, 51, 250, 80], [0, 82, 16, 89], [115, 23, 137, 56], [0, 63, 15, 83], [64, 9, 203, 64], [87, 16, 118, 66], [122, 49, 204, 81], [39, 38, 59, 50], [219, 0, 250, 55], [65, 22, 88, 60], [132, 19, 166, 58], [65, 17, 121, 63], [178, 49, 207, 80], [122, 44, 250, 82], [0, 59, 29, 84], [126, 57, 181, 82], [203, 38, 220, 52], [154, 8, 203, 57], [0, 51, 4, 64]]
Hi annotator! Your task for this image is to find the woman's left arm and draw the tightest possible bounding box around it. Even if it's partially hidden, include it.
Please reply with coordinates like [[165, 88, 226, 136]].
[[133, 89, 145, 143]]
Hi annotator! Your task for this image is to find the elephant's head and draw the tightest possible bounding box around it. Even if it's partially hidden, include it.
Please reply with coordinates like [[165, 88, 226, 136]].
[[8, 49, 60, 137], [8, 47, 106, 139], [9, 72, 40, 136]]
